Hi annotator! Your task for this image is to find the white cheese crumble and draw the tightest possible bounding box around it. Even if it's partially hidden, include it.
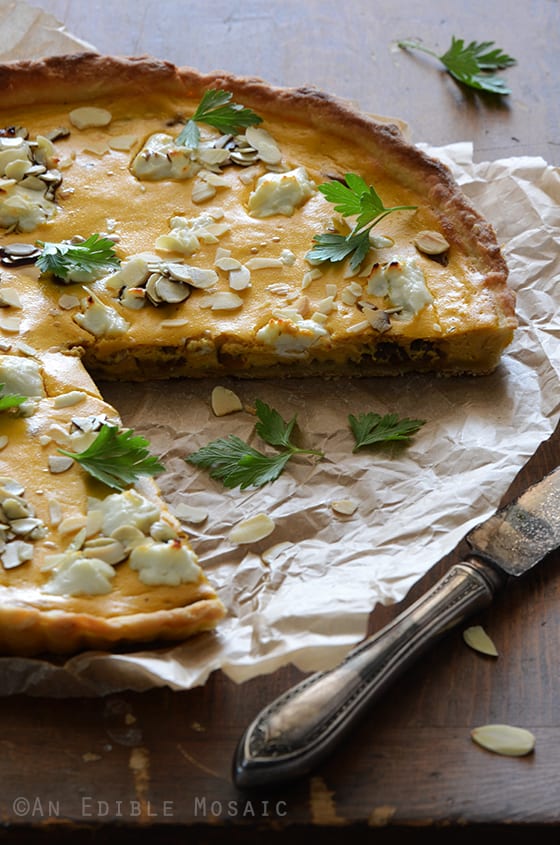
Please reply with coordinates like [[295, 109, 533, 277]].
[[367, 258, 433, 320], [89, 490, 161, 537], [248, 167, 316, 218], [0, 354, 44, 399], [256, 313, 329, 357], [73, 293, 130, 337], [155, 212, 230, 256], [130, 133, 221, 181], [42, 551, 115, 596], [128, 540, 201, 586]]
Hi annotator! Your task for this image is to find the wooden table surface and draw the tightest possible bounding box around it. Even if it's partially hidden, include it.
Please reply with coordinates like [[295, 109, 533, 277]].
[[2, 1, 560, 842]]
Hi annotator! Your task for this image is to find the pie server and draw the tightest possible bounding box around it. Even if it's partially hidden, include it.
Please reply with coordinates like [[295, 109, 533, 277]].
[[233, 465, 560, 789]]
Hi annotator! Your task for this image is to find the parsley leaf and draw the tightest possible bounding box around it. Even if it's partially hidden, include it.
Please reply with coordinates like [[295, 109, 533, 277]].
[[254, 398, 297, 449], [59, 423, 165, 491], [186, 400, 323, 489], [176, 89, 263, 148], [0, 383, 26, 412], [308, 231, 372, 272], [186, 434, 292, 490], [36, 234, 120, 283], [349, 412, 426, 452], [398, 36, 516, 95], [307, 173, 417, 271]]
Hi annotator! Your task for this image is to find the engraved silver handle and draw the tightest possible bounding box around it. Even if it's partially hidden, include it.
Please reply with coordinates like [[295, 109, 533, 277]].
[[233, 558, 506, 788]]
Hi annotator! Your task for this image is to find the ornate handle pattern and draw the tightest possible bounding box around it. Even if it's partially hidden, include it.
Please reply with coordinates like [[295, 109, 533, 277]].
[[233, 558, 506, 788]]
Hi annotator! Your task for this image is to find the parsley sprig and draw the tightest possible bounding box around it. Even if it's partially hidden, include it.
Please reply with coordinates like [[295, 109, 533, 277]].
[[59, 423, 165, 491], [35, 234, 121, 283], [307, 173, 417, 271], [0, 384, 26, 413], [398, 36, 516, 95], [186, 399, 323, 489], [349, 412, 426, 452], [176, 89, 263, 148]]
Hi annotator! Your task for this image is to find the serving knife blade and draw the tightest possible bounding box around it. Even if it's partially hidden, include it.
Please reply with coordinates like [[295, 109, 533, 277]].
[[233, 465, 560, 789]]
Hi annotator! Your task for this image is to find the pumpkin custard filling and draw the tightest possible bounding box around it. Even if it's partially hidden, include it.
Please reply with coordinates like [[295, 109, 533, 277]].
[[0, 54, 516, 656]]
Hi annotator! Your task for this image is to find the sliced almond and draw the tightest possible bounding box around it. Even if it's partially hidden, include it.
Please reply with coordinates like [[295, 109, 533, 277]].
[[108, 134, 139, 152], [215, 256, 242, 271], [53, 391, 87, 409], [244, 126, 282, 165], [47, 498, 62, 527], [58, 514, 87, 535], [462, 625, 498, 657], [1, 539, 33, 569], [229, 513, 276, 545], [0, 314, 20, 333], [198, 291, 243, 311], [229, 265, 251, 291], [211, 386, 243, 417], [0, 288, 22, 308], [172, 503, 209, 525], [48, 455, 74, 474], [58, 294, 81, 310], [331, 499, 358, 516], [471, 724, 535, 757], [413, 229, 450, 256], [69, 107, 112, 130]]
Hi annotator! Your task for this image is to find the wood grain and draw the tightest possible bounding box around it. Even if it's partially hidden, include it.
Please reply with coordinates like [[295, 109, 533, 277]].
[[1, 0, 560, 841]]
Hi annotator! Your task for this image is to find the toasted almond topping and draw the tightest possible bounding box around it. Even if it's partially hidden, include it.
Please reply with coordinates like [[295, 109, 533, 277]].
[[302, 268, 323, 290], [82, 141, 109, 157], [215, 256, 242, 271], [198, 291, 243, 311], [108, 134, 139, 151], [53, 391, 87, 409], [1, 539, 33, 569], [245, 126, 282, 165], [48, 455, 74, 474], [463, 625, 498, 657], [0, 288, 21, 308], [346, 319, 370, 334], [229, 513, 276, 544], [245, 257, 284, 270], [47, 497, 62, 527], [58, 294, 80, 310], [69, 107, 112, 130], [229, 265, 251, 291], [191, 179, 216, 203], [414, 229, 450, 255], [0, 314, 20, 333], [58, 515, 87, 535], [471, 724, 535, 757]]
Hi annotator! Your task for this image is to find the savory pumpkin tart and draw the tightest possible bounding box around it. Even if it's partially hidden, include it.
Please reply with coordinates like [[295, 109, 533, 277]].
[[0, 54, 516, 655]]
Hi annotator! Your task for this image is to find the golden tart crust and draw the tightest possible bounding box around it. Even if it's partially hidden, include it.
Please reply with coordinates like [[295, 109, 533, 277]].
[[0, 54, 516, 657]]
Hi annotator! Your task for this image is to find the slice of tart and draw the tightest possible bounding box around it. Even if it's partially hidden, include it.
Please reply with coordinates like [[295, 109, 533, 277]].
[[0, 349, 224, 655]]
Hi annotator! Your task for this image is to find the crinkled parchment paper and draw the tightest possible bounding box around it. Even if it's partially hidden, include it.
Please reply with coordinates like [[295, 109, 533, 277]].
[[1, 5, 559, 696], [4, 146, 558, 697], [0, 0, 96, 60]]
